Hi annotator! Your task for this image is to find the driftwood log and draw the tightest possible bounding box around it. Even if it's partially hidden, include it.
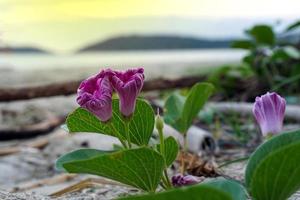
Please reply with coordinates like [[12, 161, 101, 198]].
[[0, 112, 64, 140], [0, 130, 66, 156], [0, 76, 206, 102], [208, 102, 300, 121]]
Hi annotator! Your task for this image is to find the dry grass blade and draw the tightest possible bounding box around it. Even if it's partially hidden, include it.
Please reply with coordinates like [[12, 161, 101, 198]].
[[50, 178, 126, 198]]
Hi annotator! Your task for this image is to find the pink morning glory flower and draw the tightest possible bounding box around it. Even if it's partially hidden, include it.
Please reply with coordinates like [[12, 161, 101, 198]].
[[76, 69, 114, 122], [110, 68, 144, 117], [171, 174, 203, 187], [253, 92, 286, 137]]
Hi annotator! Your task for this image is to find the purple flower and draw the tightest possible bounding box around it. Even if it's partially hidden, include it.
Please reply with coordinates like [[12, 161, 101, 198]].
[[253, 92, 286, 137], [111, 68, 144, 117], [171, 174, 203, 187], [77, 69, 114, 122]]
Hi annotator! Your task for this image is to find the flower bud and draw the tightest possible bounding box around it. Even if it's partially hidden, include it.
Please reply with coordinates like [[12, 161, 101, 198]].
[[111, 68, 144, 117], [155, 112, 164, 132], [253, 92, 286, 137]]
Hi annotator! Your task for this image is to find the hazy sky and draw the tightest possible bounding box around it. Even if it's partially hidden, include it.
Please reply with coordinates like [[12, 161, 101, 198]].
[[1, 0, 299, 52]]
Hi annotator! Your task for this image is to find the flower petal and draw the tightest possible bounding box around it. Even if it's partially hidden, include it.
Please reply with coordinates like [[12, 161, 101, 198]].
[[76, 71, 113, 122], [111, 68, 144, 117]]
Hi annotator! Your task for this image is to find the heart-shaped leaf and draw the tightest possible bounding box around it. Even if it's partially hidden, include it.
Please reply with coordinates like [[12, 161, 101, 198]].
[[181, 82, 214, 132], [164, 82, 214, 133], [245, 130, 300, 200], [246, 25, 275, 46], [205, 178, 248, 200], [157, 136, 179, 167], [62, 147, 165, 192], [118, 181, 235, 200], [55, 149, 108, 171], [66, 99, 155, 146], [164, 93, 185, 131]]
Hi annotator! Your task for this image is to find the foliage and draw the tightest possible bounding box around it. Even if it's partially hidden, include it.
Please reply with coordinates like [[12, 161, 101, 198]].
[[56, 149, 109, 171], [212, 19, 300, 97], [156, 137, 179, 167], [164, 82, 214, 133], [58, 81, 216, 194], [56, 66, 300, 199], [66, 99, 154, 146], [57, 98, 178, 192], [232, 21, 300, 94], [204, 178, 248, 200], [246, 130, 300, 200], [60, 147, 165, 192], [119, 178, 247, 200]]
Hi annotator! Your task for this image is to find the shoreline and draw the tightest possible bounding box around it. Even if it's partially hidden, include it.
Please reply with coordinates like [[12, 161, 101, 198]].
[[0, 61, 239, 87]]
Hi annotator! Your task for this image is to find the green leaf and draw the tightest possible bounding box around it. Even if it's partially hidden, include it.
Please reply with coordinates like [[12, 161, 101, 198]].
[[272, 73, 300, 92], [119, 178, 247, 200], [66, 99, 155, 146], [283, 46, 300, 59], [63, 147, 165, 192], [157, 136, 179, 167], [285, 20, 300, 32], [164, 82, 214, 133], [205, 178, 248, 200], [231, 40, 255, 49], [243, 54, 255, 65], [55, 149, 108, 171], [271, 49, 291, 61], [246, 25, 275, 46], [181, 82, 214, 132], [272, 46, 300, 61], [164, 93, 185, 131], [245, 130, 300, 200], [118, 183, 233, 200]]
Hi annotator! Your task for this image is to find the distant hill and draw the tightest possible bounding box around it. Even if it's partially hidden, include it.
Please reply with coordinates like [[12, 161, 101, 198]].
[[0, 46, 49, 54], [78, 35, 234, 52]]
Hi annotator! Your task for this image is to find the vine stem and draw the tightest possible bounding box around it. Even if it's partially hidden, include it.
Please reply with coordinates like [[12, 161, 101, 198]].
[[159, 182, 167, 190], [161, 175, 169, 189], [180, 132, 188, 174], [163, 169, 172, 188], [159, 129, 172, 188], [158, 129, 165, 157], [156, 113, 172, 189]]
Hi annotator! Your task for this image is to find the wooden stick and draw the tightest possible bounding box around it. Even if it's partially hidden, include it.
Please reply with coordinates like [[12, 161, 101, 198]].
[[208, 102, 300, 121], [50, 177, 126, 197], [0, 76, 205, 102]]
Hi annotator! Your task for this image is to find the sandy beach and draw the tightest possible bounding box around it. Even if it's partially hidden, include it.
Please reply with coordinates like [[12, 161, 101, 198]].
[[0, 49, 245, 87]]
